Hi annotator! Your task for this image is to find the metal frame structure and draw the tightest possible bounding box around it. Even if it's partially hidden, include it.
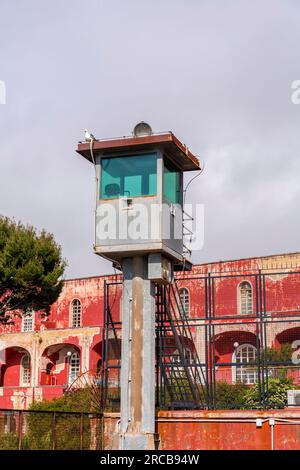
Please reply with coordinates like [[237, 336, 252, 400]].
[[101, 280, 122, 410], [102, 270, 300, 410], [0, 409, 103, 450]]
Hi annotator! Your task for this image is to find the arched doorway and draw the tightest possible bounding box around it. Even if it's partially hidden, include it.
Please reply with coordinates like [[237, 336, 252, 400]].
[[1, 347, 32, 387], [40, 343, 81, 387]]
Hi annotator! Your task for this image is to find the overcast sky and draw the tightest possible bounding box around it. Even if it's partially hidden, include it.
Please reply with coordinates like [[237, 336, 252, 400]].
[[0, 0, 300, 278]]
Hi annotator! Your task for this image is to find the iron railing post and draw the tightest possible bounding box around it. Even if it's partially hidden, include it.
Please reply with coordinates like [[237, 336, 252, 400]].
[[51, 412, 56, 450], [79, 413, 84, 450], [18, 410, 23, 450]]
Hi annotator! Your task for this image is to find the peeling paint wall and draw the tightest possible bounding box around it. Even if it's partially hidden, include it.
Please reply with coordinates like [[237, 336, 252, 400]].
[[0, 253, 299, 409], [156, 409, 300, 450], [102, 409, 300, 450]]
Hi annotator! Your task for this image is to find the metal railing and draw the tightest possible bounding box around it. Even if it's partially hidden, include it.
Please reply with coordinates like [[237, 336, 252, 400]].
[[156, 283, 207, 408], [102, 269, 300, 410]]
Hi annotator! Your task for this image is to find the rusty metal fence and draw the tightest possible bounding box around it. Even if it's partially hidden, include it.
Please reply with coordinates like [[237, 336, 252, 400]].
[[0, 409, 103, 450], [174, 270, 300, 410]]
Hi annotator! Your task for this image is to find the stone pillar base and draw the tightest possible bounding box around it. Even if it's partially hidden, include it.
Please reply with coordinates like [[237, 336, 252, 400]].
[[118, 433, 157, 450]]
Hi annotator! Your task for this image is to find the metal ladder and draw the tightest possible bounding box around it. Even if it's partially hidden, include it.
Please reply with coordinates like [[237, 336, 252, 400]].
[[156, 282, 207, 409]]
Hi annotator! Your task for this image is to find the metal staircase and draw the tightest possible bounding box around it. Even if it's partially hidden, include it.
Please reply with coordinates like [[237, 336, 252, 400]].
[[156, 282, 207, 409], [101, 280, 122, 411], [102, 278, 207, 410]]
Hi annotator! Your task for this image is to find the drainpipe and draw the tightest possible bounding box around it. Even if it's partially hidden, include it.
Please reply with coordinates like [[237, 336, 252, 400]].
[[269, 418, 275, 450]]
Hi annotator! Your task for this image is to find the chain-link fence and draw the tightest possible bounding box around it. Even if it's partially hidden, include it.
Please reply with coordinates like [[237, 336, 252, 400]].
[[0, 409, 103, 450]]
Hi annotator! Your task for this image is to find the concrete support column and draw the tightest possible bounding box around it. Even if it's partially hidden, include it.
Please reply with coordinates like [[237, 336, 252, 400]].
[[196, 323, 206, 364], [32, 337, 38, 389], [81, 336, 90, 373], [119, 256, 155, 450]]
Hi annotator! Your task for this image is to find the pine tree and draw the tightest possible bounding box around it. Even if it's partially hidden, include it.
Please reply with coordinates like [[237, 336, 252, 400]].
[[0, 217, 66, 323]]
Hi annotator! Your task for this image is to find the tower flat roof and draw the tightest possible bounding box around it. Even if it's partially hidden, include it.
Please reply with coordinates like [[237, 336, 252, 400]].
[[76, 132, 200, 171]]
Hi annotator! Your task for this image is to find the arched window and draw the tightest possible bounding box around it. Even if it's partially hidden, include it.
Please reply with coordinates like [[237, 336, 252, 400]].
[[20, 354, 31, 386], [71, 299, 81, 328], [233, 344, 257, 384], [238, 281, 253, 315], [179, 288, 190, 317], [68, 352, 80, 385], [22, 311, 34, 332]]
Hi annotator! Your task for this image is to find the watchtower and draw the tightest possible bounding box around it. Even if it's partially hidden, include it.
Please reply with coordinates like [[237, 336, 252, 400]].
[[77, 122, 200, 449]]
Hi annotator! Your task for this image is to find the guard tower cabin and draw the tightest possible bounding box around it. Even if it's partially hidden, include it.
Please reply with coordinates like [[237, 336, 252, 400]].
[[76, 124, 201, 450], [76, 124, 200, 275]]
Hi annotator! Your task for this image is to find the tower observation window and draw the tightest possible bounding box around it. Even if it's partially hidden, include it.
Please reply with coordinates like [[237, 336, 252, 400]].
[[100, 153, 157, 199], [163, 158, 182, 204]]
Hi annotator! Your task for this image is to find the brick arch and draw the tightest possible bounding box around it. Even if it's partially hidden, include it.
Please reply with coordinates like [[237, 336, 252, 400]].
[[214, 330, 258, 358], [90, 341, 102, 372], [90, 338, 121, 366], [39, 342, 81, 386], [0, 341, 34, 358], [275, 327, 300, 347], [90, 338, 121, 388], [212, 330, 258, 384], [0, 346, 31, 387]]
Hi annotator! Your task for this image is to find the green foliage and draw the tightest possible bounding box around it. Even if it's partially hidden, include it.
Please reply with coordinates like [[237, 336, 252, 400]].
[[215, 381, 249, 409], [30, 388, 95, 413], [214, 378, 295, 410], [242, 378, 293, 409], [0, 390, 103, 450], [0, 217, 66, 322], [262, 344, 294, 380], [265, 344, 293, 363], [159, 378, 295, 410], [25, 390, 101, 450], [0, 432, 19, 449], [25, 412, 88, 450]]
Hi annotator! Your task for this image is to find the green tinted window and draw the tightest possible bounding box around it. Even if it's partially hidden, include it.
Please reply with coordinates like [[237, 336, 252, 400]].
[[163, 158, 182, 204], [100, 153, 157, 199]]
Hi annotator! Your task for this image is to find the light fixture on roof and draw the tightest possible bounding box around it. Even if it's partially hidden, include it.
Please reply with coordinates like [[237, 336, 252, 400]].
[[133, 121, 152, 137]]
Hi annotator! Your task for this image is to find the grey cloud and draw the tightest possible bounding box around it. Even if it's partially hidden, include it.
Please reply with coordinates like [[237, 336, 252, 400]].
[[0, 0, 299, 276]]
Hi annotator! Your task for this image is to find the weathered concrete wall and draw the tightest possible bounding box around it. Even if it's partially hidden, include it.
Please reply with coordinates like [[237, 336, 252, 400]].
[[103, 410, 300, 450], [0, 327, 101, 408], [156, 409, 300, 450]]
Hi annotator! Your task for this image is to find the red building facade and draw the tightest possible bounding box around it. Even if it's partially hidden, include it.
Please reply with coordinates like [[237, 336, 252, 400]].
[[0, 252, 300, 410]]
